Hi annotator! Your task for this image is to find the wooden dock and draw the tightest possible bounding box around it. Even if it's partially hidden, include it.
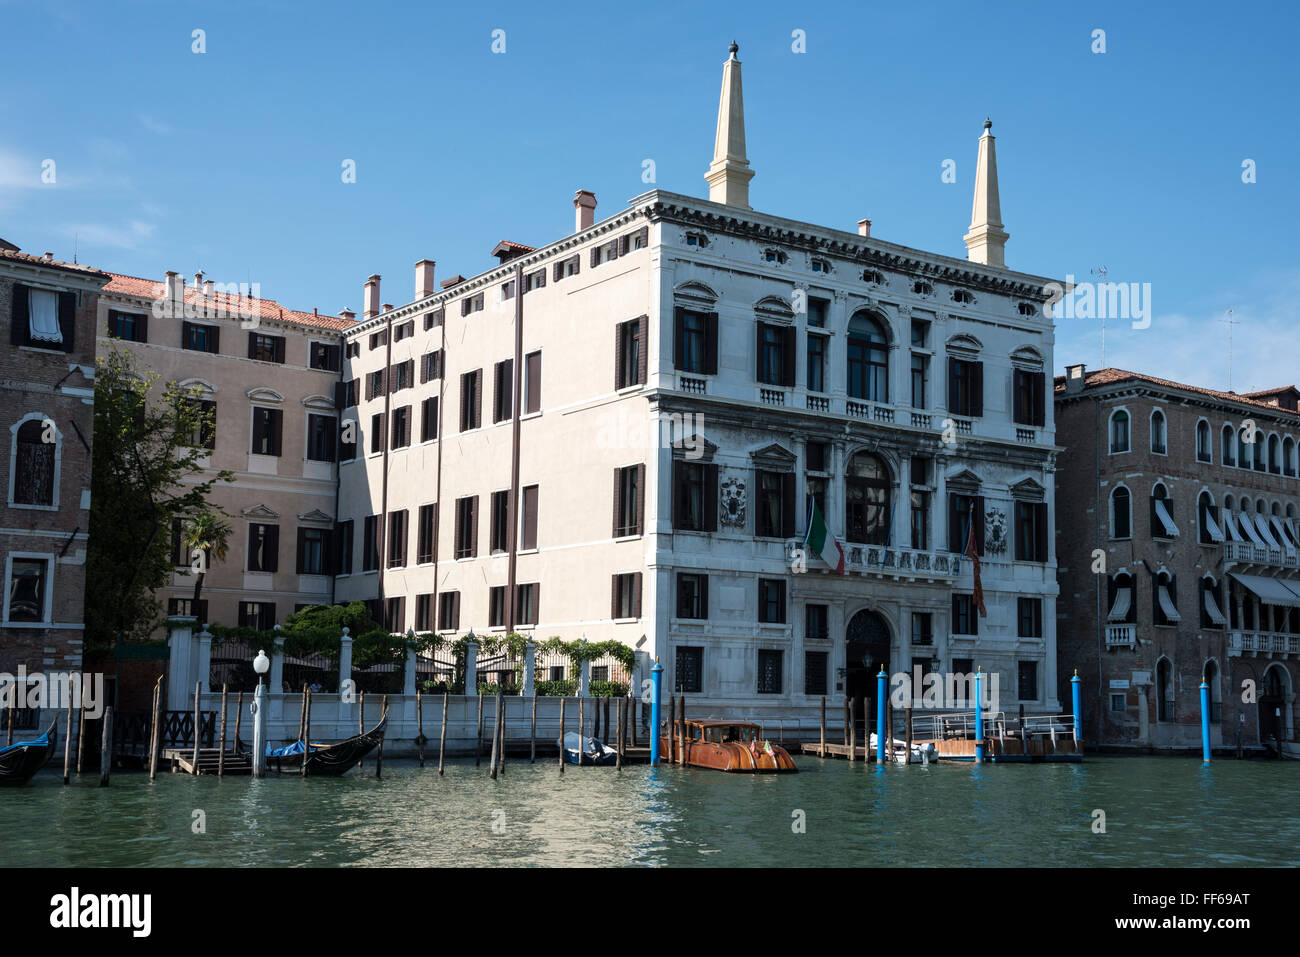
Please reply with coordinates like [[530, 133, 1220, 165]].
[[162, 748, 252, 775]]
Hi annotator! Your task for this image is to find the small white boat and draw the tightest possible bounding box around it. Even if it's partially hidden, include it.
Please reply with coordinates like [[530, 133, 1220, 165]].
[[869, 734, 938, 764], [1274, 738, 1300, 760], [556, 732, 617, 766]]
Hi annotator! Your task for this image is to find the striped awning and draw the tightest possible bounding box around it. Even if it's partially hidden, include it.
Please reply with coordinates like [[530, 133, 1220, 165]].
[[1230, 573, 1300, 608], [1154, 498, 1179, 537], [1108, 587, 1132, 622]]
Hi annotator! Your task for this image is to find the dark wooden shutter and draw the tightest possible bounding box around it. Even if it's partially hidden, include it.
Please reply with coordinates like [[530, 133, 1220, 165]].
[[704, 312, 719, 375], [106, 311, 118, 339], [526, 352, 541, 413], [947, 357, 958, 412], [1035, 502, 1048, 561], [536, 269, 546, 289], [636, 463, 646, 535], [10, 283, 28, 345], [469, 496, 478, 557], [632, 572, 643, 617], [137, 311, 149, 343], [635, 225, 648, 247], [1033, 371, 1046, 426], [614, 322, 625, 390], [611, 575, 619, 619], [1013, 370, 1026, 424], [264, 525, 280, 572], [274, 336, 286, 363], [781, 326, 795, 387], [493, 361, 504, 421], [296, 528, 307, 574], [673, 308, 684, 368], [948, 494, 962, 553], [472, 371, 481, 428], [553, 261, 563, 283], [755, 322, 765, 381], [591, 246, 600, 268], [974, 496, 985, 554], [635, 315, 647, 384], [700, 575, 709, 619], [971, 362, 984, 416], [211, 324, 220, 354], [704, 464, 719, 532], [57, 292, 76, 353], [670, 461, 681, 529], [322, 528, 335, 576], [612, 468, 623, 536], [522, 486, 538, 550], [334, 381, 347, 409], [780, 472, 795, 537], [270, 409, 283, 456]]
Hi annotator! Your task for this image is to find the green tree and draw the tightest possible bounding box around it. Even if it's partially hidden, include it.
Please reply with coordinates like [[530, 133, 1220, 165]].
[[181, 509, 231, 608], [85, 347, 233, 651]]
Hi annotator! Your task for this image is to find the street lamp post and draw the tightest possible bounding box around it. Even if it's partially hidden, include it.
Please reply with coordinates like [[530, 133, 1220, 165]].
[[252, 649, 270, 778]]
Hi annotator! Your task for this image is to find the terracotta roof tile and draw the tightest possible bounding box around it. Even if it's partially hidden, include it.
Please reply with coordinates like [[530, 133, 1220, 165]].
[[102, 272, 355, 332], [1053, 367, 1300, 419], [0, 247, 109, 280]]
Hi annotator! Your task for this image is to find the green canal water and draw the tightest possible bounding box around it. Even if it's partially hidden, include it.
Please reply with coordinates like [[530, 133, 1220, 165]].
[[2, 756, 1296, 867]]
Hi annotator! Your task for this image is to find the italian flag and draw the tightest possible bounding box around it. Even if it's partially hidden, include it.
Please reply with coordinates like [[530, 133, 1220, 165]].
[[805, 493, 846, 575]]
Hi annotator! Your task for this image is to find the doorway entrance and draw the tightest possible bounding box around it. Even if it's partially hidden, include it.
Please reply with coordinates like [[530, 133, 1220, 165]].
[[846, 608, 891, 734], [1259, 665, 1290, 745]]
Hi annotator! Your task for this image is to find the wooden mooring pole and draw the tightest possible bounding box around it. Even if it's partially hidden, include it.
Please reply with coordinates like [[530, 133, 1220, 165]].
[[530, 695, 537, 764], [615, 697, 624, 771], [63, 682, 74, 785], [76, 674, 87, 774], [375, 695, 388, 779], [302, 689, 312, 777], [820, 696, 826, 757], [489, 692, 502, 779], [849, 698, 856, 763], [905, 704, 913, 764], [233, 692, 243, 759], [558, 697, 566, 773], [843, 698, 850, 748], [218, 684, 228, 778], [438, 692, 448, 775], [357, 692, 365, 772], [149, 677, 163, 780], [498, 694, 506, 776], [416, 690, 425, 767], [578, 695, 585, 766], [678, 695, 687, 764], [475, 692, 484, 767], [99, 706, 112, 787], [192, 682, 201, 771], [668, 695, 676, 764]]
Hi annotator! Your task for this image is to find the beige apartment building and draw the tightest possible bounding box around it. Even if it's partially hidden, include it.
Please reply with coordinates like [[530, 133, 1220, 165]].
[[97, 271, 352, 631]]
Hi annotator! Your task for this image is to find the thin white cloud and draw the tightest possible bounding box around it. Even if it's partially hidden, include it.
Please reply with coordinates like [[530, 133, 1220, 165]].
[[139, 114, 172, 136], [61, 220, 156, 250]]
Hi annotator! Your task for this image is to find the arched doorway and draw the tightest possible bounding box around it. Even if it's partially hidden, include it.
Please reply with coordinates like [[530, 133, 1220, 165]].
[[846, 608, 891, 734], [1259, 665, 1290, 745]]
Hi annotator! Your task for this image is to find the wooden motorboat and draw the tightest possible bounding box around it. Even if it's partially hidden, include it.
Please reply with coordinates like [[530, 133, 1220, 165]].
[[557, 732, 617, 766], [662, 720, 797, 773], [1268, 737, 1300, 759], [869, 733, 938, 764], [0, 719, 57, 786], [267, 713, 387, 776]]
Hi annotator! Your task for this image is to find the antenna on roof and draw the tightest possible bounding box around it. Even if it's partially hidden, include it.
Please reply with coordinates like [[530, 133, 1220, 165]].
[[73, 232, 78, 265], [1090, 265, 1107, 366], [1220, 308, 1239, 391]]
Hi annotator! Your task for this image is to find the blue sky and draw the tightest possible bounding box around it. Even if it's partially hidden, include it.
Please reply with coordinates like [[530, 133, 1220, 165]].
[[3, 0, 1297, 389]]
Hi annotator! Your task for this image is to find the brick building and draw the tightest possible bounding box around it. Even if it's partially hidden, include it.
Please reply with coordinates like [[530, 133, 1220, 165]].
[[1054, 365, 1300, 751], [0, 238, 108, 678]]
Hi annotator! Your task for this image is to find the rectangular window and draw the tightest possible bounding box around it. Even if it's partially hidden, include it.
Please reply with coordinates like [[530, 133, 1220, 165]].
[[369, 330, 387, 350], [493, 358, 513, 423], [807, 297, 829, 328], [250, 407, 282, 456], [309, 341, 341, 371], [911, 612, 934, 646], [362, 515, 380, 571], [911, 490, 930, 550], [554, 254, 580, 281], [417, 504, 436, 564], [182, 321, 219, 353], [369, 412, 385, 454], [948, 493, 985, 554], [757, 322, 794, 387], [488, 585, 506, 627], [439, 591, 460, 631], [420, 396, 439, 442], [237, 601, 276, 630], [180, 398, 216, 451], [947, 357, 983, 417], [455, 496, 478, 559], [672, 461, 718, 532], [805, 651, 828, 696], [614, 464, 644, 537], [421, 349, 443, 382], [807, 333, 827, 393], [612, 572, 642, 619], [167, 597, 208, 621], [911, 353, 928, 409], [107, 310, 147, 342], [1014, 501, 1049, 562], [806, 603, 829, 641], [335, 520, 354, 575], [385, 596, 404, 631], [1013, 369, 1047, 426], [1017, 661, 1039, 701], [490, 490, 510, 553], [394, 320, 414, 341], [674, 308, 717, 375], [952, 594, 978, 636], [391, 406, 411, 449], [911, 319, 929, 348], [460, 293, 484, 316], [387, 510, 407, 568], [365, 370, 385, 400], [247, 524, 279, 573], [675, 646, 703, 694], [7, 558, 48, 622], [758, 578, 787, 624], [676, 572, 708, 619], [757, 649, 783, 694], [523, 268, 547, 293], [415, 593, 433, 631], [517, 582, 539, 625], [523, 351, 541, 414], [615, 316, 646, 389], [755, 470, 794, 538], [389, 359, 414, 392], [1018, 597, 1044, 637], [296, 527, 332, 575], [306, 413, 337, 462], [248, 332, 285, 363], [520, 485, 538, 551], [460, 370, 482, 431], [1110, 693, 1128, 713]]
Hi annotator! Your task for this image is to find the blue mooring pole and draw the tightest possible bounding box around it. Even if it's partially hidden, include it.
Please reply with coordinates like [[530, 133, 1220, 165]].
[[876, 666, 887, 764], [649, 659, 663, 766], [974, 669, 985, 764], [1071, 669, 1083, 755], [1200, 677, 1211, 762]]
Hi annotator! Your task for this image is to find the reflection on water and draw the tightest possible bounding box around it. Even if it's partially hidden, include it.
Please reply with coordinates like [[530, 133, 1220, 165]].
[[3, 756, 1298, 867]]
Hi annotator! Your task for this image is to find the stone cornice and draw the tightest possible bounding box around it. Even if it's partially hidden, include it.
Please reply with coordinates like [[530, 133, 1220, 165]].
[[1057, 381, 1300, 427]]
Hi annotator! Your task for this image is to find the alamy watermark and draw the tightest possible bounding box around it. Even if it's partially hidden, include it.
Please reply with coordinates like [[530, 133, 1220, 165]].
[[1, 667, 105, 719], [595, 408, 706, 459], [1043, 274, 1151, 329]]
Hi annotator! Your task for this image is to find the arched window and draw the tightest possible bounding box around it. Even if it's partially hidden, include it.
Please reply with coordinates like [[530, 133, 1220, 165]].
[[1222, 423, 1236, 466], [1268, 434, 1281, 474], [12, 418, 57, 507], [1111, 485, 1131, 539], [1253, 431, 1266, 472], [1150, 409, 1166, 454], [1198, 490, 1223, 545], [1109, 410, 1130, 454], [1107, 570, 1135, 624], [1157, 658, 1174, 722], [1284, 436, 1297, 477], [845, 451, 891, 545], [1151, 483, 1178, 539], [1196, 420, 1211, 463], [1238, 426, 1252, 470], [846, 314, 889, 402], [1201, 577, 1227, 630]]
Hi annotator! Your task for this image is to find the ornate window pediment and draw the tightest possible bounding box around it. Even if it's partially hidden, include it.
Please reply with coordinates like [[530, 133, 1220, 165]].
[[302, 394, 335, 411], [754, 295, 795, 321], [946, 467, 983, 491], [246, 387, 284, 403], [946, 333, 983, 356], [674, 280, 719, 305], [1010, 345, 1044, 369], [297, 508, 334, 524], [1010, 477, 1046, 501], [178, 377, 217, 395], [241, 503, 279, 519], [750, 441, 797, 468]]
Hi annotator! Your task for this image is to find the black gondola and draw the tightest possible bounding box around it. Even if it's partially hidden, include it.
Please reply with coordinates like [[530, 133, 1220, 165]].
[[266, 712, 387, 776], [0, 719, 58, 787]]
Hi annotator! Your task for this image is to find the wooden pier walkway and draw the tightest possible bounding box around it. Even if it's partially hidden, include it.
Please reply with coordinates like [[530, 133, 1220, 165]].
[[162, 748, 252, 775]]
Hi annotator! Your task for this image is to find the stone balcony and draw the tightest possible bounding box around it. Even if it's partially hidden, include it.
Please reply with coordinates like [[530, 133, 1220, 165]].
[[1227, 630, 1300, 658], [792, 540, 961, 582], [1105, 623, 1137, 649], [1223, 540, 1300, 571]]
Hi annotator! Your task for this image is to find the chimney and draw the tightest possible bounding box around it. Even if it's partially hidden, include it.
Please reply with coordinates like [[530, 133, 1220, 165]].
[[43, 251, 54, 262], [363, 274, 381, 319], [203, 279, 214, 297], [415, 259, 436, 299], [194, 270, 204, 289], [340, 307, 356, 324], [382, 303, 393, 313], [857, 219, 871, 238], [574, 190, 597, 232], [1065, 363, 1087, 394], [440, 275, 466, 290], [165, 270, 184, 306]]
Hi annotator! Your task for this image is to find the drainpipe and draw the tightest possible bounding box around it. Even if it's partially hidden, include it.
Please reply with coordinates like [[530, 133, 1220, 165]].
[[506, 262, 524, 631], [378, 312, 394, 627]]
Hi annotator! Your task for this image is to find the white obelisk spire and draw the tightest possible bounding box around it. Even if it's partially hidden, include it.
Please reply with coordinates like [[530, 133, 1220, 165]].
[[963, 118, 1009, 267], [705, 41, 754, 209]]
